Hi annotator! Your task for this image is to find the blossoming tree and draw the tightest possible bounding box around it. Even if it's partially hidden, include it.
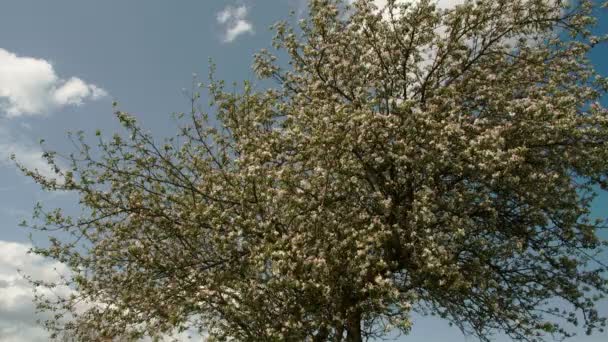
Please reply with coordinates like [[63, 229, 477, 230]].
[[19, 0, 608, 341]]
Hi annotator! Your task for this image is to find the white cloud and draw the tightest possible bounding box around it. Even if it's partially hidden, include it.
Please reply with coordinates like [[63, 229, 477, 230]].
[[52, 77, 107, 106], [0, 48, 108, 117], [0, 240, 71, 342], [216, 5, 254, 43], [0, 48, 102, 179], [0, 240, 204, 341]]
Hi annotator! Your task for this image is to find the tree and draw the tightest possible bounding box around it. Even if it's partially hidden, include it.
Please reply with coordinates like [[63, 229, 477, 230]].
[[17, 0, 608, 341]]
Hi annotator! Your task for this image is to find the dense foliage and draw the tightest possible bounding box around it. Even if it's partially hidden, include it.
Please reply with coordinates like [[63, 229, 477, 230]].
[[18, 0, 608, 341]]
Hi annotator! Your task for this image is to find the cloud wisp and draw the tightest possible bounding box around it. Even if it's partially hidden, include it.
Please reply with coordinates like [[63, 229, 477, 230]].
[[217, 5, 254, 43], [0, 48, 107, 117], [0, 124, 60, 180]]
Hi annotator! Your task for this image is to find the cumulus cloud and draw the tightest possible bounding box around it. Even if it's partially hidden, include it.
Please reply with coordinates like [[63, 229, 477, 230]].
[[217, 5, 254, 43], [0, 240, 205, 341], [0, 48, 102, 179], [0, 48, 108, 117], [0, 240, 71, 342]]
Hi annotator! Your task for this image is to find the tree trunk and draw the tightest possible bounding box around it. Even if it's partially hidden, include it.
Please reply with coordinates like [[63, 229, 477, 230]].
[[313, 325, 329, 342], [345, 311, 362, 342]]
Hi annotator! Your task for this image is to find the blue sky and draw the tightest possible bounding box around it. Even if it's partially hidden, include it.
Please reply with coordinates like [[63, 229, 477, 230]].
[[0, 1, 606, 341]]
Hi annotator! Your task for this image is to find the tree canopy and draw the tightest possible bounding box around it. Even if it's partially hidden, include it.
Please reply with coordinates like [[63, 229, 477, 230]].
[[18, 0, 608, 341]]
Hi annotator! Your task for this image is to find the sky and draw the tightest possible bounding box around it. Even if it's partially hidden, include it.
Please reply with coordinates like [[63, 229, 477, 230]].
[[0, 0, 606, 341]]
